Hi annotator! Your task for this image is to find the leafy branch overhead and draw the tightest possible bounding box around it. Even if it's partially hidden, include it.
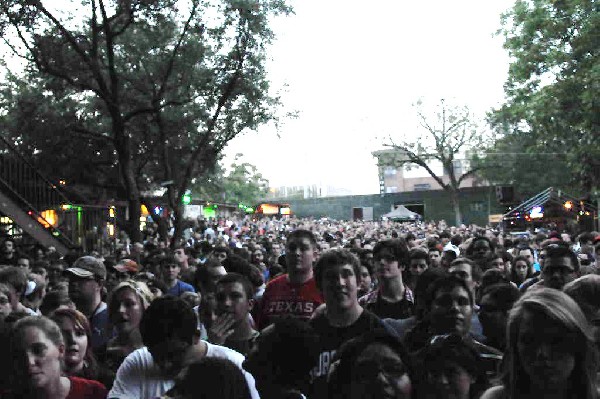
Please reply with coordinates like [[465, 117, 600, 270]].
[[0, 0, 292, 241], [487, 0, 599, 193]]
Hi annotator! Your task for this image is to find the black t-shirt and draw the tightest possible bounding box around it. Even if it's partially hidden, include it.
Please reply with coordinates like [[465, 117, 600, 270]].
[[309, 309, 383, 399], [365, 293, 414, 319]]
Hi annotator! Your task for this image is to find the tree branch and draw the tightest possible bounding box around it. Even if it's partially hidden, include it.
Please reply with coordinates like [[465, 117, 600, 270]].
[[156, 0, 200, 101], [98, 0, 118, 101], [66, 125, 114, 143], [33, 2, 93, 69]]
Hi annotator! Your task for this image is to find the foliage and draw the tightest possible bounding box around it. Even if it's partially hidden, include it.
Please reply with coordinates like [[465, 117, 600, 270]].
[[191, 153, 269, 205], [471, 131, 578, 198], [382, 99, 491, 225], [0, 0, 291, 241], [489, 0, 599, 194]]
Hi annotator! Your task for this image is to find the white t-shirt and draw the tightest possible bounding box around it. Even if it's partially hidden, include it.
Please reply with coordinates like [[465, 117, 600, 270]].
[[108, 342, 260, 399]]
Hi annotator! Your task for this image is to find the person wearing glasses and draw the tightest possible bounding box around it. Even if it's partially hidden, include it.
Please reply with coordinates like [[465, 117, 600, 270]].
[[328, 329, 413, 399], [65, 256, 111, 351], [360, 239, 414, 320]]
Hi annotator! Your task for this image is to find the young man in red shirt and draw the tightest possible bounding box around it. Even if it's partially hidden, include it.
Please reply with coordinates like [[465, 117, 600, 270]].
[[255, 230, 323, 330]]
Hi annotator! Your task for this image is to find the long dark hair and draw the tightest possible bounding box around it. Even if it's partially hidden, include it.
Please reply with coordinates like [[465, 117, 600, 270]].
[[509, 255, 533, 285]]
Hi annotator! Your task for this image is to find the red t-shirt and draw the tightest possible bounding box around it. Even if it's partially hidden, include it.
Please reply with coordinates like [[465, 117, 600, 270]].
[[256, 274, 324, 330], [66, 376, 107, 399]]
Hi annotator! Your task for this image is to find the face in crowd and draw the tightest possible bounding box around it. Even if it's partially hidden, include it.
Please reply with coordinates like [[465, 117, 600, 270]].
[[286, 237, 318, 275], [358, 265, 373, 296], [349, 341, 412, 399], [429, 282, 473, 336], [428, 249, 441, 267], [408, 257, 428, 278], [541, 254, 576, 290], [321, 262, 360, 312], [110, 286, 145, 336], [374, 250, 404, 281], [215, 280, 254, 326], [471, 239, 492, 261]]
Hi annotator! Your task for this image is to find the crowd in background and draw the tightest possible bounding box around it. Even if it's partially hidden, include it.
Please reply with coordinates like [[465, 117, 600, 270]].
[[0, 215, 599, 399]]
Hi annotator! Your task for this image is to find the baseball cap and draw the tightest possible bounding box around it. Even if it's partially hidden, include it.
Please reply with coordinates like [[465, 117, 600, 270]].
[[66, 256, 107, 280], [443, 243, 460, 257], [113, 259, 141, 274]]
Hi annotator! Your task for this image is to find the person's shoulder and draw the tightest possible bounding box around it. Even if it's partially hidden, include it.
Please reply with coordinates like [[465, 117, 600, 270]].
[[309, 309, 328, 329], [480, 385, 506, 399], [263, 273, 289, 291], [471, 338, 504, 359], [360, 308, 383, 325], [121, 346, 153, 367], [382, 316, 416, 339], [178, 280, 195, 292], [204, 340, 245, 367], [269, 273, 288, 285], [67, 376, 108, 399]]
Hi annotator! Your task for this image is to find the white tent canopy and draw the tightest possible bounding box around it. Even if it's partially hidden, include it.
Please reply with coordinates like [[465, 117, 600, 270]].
[[382, 205, 421, 220]]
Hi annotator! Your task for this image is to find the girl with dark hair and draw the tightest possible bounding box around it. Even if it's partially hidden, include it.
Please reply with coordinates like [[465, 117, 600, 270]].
[[509, 256, 534, 287]]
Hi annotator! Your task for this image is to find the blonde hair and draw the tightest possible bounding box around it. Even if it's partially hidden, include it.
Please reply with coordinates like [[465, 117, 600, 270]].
[[108, 280, 154, 324], [502, 288, 598, 399]]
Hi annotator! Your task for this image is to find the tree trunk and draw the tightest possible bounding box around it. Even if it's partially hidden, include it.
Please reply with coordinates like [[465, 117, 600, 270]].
[[171, 203, 184, 247], [113, 118, 142, 243], [450, 189, 463, 226]]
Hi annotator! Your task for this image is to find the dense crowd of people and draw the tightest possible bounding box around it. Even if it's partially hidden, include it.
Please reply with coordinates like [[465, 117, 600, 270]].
[[0, 215, 599, 399]]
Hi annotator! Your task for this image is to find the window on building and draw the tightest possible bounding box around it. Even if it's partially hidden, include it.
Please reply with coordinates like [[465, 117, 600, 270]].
[[413, 184, 431, 191], [384, 167, 397, 176]]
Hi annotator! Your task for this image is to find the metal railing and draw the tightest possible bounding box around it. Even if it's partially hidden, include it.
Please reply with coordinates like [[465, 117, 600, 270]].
[[0, 135, 75, 249]]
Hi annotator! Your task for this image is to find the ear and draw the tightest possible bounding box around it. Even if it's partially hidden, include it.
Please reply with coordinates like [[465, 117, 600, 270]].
[[57, 343, 65, 359], [248, 298, 255, 312]]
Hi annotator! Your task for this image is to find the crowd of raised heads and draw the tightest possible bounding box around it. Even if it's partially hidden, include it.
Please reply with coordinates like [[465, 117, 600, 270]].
[[0, 215, 599, 399]]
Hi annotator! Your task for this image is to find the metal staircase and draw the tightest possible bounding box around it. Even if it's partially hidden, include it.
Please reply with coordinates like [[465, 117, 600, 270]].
[[0, 136, 74, 255]]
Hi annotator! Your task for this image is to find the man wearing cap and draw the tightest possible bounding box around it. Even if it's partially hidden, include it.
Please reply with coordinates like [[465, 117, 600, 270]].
[[66, 255, 111, 350], [113, 259, 141, 281]]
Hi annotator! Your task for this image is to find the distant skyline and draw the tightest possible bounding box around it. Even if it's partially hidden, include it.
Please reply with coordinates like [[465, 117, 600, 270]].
[[223, 0, 515, 194]]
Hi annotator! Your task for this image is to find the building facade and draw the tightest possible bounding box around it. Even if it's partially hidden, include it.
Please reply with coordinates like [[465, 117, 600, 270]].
[[373, 149, 485, 194]]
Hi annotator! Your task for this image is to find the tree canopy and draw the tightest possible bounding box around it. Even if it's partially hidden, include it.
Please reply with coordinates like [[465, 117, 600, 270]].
[[487, 0, 599, 195], [0, 0, 291, 241], [192, 153, 269, 205]]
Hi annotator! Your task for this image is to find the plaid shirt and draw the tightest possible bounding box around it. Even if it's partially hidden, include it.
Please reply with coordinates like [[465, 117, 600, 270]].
[[359, 285, 415, 319]]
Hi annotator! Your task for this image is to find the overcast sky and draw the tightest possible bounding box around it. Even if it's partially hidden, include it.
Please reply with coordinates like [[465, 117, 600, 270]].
[[223, 0, 515, 194]]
